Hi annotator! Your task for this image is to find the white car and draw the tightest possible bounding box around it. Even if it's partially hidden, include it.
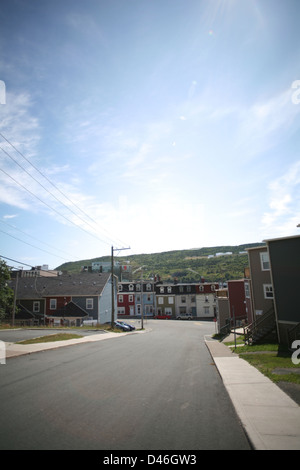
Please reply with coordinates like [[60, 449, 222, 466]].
[[176, 315, 193, 320]]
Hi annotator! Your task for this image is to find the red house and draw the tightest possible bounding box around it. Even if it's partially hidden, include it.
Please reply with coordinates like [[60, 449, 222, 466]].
[[117, 283, 135, 316], [227, 280, 248, 325]]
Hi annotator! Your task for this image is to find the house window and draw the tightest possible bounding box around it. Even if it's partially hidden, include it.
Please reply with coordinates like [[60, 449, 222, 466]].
[[168, 297, 174, 304], [129, 295, 133, 303], [136, 284, 141, 291], [199, 285, 204, 292], [33, 301, 40, 313], [147, 294, 152, 302], [167, 286, 172, 293], [136, 295, 141, 303], [244, 282, 250, 299], [118, 295, 124, 303], [118, 284, 123, 292], [263, 284, 274, 299], [160, 286, 164, 293], [146, 283, 152, 291], [50, 299, 56, 310], [158, 297, 164, 304], [86, 298, 94, 309], [181, 296, 186, 303], [204, 307, 210, 315], [260, 252, 270, 271], [129, 284, 134, 291]]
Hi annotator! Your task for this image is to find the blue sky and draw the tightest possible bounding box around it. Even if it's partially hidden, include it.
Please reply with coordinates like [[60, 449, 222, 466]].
[[0, 0, 300, 270]]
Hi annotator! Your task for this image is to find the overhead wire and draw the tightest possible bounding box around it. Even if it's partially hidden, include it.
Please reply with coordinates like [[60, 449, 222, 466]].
[[0, 165, 114, 246], [0, 145, 114, 246], [0, 131, 130, 249], [0, 219, 81, 261]]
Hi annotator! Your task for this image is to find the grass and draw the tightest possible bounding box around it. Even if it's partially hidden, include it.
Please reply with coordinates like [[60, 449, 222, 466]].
[[225, 339, 300, 385], [17, 333, 83, 344]]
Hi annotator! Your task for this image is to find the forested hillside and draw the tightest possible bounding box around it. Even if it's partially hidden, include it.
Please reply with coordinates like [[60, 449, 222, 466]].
[[56, 243, 265, 283]]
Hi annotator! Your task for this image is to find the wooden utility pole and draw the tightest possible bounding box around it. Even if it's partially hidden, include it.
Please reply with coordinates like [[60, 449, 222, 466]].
[[12, 271, 19, 327], [111, 246, 130, 328]]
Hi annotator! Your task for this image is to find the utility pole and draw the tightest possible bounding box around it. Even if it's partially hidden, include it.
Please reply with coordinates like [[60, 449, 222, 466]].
[[12, 271, 19, 327], [111, 246, 130, 329]]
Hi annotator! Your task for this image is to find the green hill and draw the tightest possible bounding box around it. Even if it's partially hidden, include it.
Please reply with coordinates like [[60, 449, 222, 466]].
[[56, 243, 265, 283]]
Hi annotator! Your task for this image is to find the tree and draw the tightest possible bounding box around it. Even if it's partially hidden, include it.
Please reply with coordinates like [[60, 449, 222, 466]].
[[0, 258, 14, 320]]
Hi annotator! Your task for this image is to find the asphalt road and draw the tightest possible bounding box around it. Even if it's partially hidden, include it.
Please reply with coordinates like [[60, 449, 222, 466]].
[[0, 320, 251, 450]]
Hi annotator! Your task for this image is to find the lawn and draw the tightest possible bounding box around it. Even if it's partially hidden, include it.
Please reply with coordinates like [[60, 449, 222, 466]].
[[17, 333, 83, 344], [227, 341, 300, 385]]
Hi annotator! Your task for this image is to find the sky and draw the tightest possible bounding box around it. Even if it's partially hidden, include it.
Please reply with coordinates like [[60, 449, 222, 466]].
[[0, 0, 300, 270]]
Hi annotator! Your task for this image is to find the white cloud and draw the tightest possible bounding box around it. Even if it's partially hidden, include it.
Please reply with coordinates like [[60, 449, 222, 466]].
[[235, 88, 300, 158], [261, 160, 300, 237], [3, 214, 18, 220]]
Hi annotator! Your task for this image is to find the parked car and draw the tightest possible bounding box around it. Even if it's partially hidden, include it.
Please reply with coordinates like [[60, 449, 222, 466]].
[[81, 319, 99, 327], [176, 314, 193, 320], [114, 321, 131, 331], [116, 320, 136, 331]]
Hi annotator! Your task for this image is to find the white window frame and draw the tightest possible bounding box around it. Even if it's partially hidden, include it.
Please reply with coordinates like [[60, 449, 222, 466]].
[[86, 298, 94, 309], [33, 301, 40, 313], [263, 284, 274, 299], [260, 252, 270, 271], [50, 299, 56, 310], [129, 295, 133, 303], [118, 295, 124, 303]]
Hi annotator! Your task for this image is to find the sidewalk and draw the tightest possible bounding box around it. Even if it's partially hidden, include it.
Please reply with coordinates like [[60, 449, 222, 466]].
[[4, 329, 139, 358], [205, 335, 300, 450]]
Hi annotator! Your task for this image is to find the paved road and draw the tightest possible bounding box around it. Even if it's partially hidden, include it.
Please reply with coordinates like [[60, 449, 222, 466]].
[[0, 320, 251, 450]]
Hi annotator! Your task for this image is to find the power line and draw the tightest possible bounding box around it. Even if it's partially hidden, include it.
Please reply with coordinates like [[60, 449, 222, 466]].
[[0, 219, 81, 261], [0, 254, 61, 277], [0, 145, 114, 246], [0, 132, 129, 248], [0, 227, 74, 262], [0, 166, 113, 246]]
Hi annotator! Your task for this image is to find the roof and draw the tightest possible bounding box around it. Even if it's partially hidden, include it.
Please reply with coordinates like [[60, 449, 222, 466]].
[[10, 272, 111, 299], [264, 234, 300, 243]]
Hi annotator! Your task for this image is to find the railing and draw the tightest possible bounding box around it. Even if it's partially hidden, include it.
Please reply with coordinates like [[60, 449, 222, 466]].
[[244, 307, 275, 344]]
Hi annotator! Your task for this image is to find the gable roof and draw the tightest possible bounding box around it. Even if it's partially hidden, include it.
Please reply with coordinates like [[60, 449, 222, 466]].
[[10, 272, 111, 299]]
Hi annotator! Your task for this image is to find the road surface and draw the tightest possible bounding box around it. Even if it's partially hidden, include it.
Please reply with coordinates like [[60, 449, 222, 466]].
[[0, 320, 250, 450]]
